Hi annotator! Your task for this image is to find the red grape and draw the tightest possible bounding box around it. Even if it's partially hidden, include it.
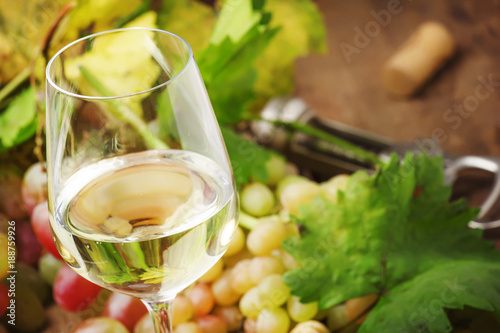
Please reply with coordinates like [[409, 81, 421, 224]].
[[102, 292, 148, 331], [187, 283, 215, 317], [21, 162, 47, 215], [31, 201, 62, 260], [16, 220, 43, 266], [53, 264, 103, 312], [214, 306, 243, 331], [197, 315, 228, 333]]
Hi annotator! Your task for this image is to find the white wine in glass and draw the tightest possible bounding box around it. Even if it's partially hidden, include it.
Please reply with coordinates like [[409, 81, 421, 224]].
[[46, 28, 238, 332]]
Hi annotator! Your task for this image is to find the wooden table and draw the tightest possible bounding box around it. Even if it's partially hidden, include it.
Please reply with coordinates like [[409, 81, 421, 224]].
[[295, 0, 500, 156]]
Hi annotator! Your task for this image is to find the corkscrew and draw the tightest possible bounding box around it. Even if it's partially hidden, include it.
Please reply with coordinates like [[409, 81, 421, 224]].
[[250, 96, 500, 231]]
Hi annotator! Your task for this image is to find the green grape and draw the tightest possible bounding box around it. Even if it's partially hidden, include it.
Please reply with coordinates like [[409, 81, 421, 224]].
[[223, 246, 253, 268], [264, 155, 287, 186], [256, 307, 290, 333], [172, 295, 195, 327], [270, 248, 299, 270], [248, 256, 285, 285], [290, 320, 329, 333], [13, 287, 46, 332], [239, 287, 264, 319], [224, 226, 245, 257], [287, 296, 318, 323], [16, 263, 50, 305], [327, 304, 348, 331], [134, 313, 154, 333], [247, 219, 288, 256], [174, 322, 202, 333], [276, 175, 309, 200], [241, 183, 275, 217], [38, 252, 63, 286], [257, 274, 290, 307], [73, 317, 128, 333], [212, 269, 242, 306], [280, 181, 321, 216], [198, 258, 224, 283], [230, 259, 256, 294], [320, 174, 349, 204]]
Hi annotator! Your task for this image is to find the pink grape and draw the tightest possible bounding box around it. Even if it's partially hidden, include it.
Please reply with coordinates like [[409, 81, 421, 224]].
[[21, 162, 48, 215]]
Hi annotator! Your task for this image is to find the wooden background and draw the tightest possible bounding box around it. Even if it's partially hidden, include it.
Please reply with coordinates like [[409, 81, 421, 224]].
[[295, 0, 500, 157]]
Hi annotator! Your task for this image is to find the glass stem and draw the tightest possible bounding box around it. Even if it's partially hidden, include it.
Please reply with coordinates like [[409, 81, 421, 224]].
[[142, 296, 176, 333]]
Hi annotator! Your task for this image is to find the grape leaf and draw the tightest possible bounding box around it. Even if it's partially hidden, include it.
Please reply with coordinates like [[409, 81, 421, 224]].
[[220, 126, 276, 187], [209, 0, 265, 45], [361, 260, 500, 332], [0, 87, 37, 152], [197, 0, 277, 124], [200, 27, 278, 124], [282, 153, 500, 332]]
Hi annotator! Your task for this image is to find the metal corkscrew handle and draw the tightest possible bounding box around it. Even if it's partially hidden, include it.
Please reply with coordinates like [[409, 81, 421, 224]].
[[251, 96, 393, 175], [251, 96, 500, 230], [445, 156, 500, 230]]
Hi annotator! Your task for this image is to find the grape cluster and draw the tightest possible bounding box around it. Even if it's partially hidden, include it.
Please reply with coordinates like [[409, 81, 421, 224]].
[[174, 155, 352, 333], [0, 156, 380, 333]]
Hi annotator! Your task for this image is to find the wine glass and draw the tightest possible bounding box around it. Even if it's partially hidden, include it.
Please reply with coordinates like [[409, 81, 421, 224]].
[[45, 28, 238, 332]]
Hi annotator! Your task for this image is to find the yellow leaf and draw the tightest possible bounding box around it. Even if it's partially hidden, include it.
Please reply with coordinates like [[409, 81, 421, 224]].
[[64, 12, 160, 114], [157, 0, 216, 54], [59, 0, 143, 44]]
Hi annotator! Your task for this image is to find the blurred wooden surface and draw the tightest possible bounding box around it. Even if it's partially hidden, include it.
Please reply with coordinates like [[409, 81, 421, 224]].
[[295, 0, 500, 156]]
